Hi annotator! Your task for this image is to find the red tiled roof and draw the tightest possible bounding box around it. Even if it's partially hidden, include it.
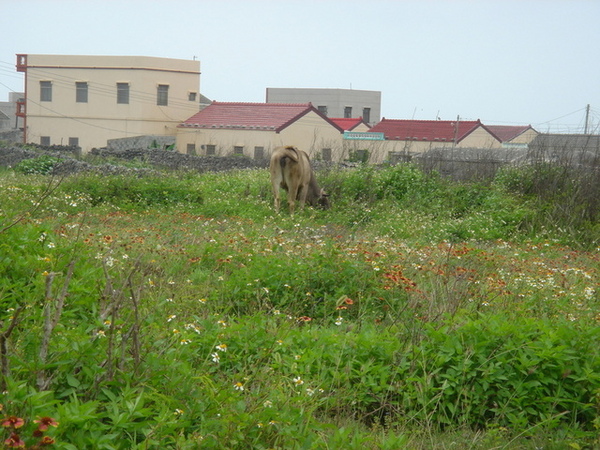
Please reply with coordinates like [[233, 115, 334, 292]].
[[369, 119, 486, 143], [485, 125, 534, 142], [330, 117, 370, 131], [179, 101, 343, 133]]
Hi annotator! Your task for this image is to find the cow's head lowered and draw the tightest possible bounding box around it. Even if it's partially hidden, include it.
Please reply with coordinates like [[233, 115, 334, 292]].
[[270, 146, 330, 213]]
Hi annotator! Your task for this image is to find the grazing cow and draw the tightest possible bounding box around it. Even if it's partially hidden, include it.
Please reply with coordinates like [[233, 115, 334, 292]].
[[270, 146, 330, 213]]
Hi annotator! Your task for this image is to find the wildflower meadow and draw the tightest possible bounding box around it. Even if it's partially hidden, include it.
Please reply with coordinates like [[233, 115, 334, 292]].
[[0, 152, 599, 449]]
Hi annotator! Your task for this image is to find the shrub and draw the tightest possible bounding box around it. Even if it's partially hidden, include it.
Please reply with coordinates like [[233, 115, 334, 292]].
[[14, 155, 62, 175], [324, 164, 438, 205], [396, 316, 600, 430], [374, 163, 432, 200], [495, 164, 600, 246], [60, 173, 203, 207]]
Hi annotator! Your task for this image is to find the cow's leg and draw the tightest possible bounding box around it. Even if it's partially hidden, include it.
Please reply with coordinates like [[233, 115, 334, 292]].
[[274, 192, 281, 212], [288, 182, 300, 214], [271, 178, 281, 212], [297, 184, 309, 211]]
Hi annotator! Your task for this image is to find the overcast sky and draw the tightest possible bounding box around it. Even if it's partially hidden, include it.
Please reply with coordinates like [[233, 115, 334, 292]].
[[1, 0, 599, 133]]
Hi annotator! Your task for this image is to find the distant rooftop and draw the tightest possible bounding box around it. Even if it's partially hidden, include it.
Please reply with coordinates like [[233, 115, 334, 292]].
[[369, 119, 486, 142], [330, 117, 370, 131], [180, 101, 343, 132], [486, 125, 535, 142]]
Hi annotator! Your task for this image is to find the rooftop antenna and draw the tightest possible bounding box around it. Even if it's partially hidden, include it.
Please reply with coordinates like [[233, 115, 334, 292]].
[[193, 55, 198, 61]]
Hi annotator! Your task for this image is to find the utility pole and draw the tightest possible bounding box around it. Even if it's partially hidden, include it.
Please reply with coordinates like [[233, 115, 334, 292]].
[[584, 104, 590, 134], [452, 115, 460, 147]]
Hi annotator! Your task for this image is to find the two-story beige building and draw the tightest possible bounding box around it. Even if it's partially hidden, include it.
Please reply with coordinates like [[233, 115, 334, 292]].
[[16, 54, 200, 152]]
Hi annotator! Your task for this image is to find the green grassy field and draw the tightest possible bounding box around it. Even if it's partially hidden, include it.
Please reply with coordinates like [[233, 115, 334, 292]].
[[0, 159, 599, 449]]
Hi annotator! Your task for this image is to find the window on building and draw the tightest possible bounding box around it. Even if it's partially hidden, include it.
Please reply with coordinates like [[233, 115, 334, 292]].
[[76, 82, 88, 103], [157, 84, 169, 106], [186, 143, 196, 155], [317, 105, 328, 116], [362, 107, 371, 123], [188, 92, 197, 101], [117, 83, 130, 104], [321, 148, 332, 161], [206, 144, 216, 155], [344, 106, 352, 118], [40, 136, 50, 146], [40, 81, 52, 102], [352, 149, 369, 163], [233, 146, 244, 155], [254, 146, 264, 159], [68, 137, 79, 147]]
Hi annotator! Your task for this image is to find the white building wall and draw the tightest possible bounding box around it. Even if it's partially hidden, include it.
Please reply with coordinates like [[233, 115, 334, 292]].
[[508, 128, 538, 144], [278, 111, 344, 158], [458, 126, 501, 148]]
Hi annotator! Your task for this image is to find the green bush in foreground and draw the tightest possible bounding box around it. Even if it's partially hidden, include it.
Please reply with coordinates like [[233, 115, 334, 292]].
[[400, 317, 600, 430]]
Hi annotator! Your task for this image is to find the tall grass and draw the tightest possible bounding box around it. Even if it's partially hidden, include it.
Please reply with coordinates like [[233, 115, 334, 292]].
[[494, 163, 600, 246], [0, 161, 599, 449]]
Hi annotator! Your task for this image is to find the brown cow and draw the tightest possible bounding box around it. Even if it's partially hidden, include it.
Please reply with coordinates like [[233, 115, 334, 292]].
[[270, 146, 330, 213]]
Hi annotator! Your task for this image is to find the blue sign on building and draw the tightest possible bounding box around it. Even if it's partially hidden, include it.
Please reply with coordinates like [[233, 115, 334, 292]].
[[343, 131, 385, 141]]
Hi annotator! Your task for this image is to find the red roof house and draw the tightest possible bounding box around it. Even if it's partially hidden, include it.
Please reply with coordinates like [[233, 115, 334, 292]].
[[485, 125, 538, 144], [369, 119, 493, 143], [354, 118, 504, 162], [176, 102, 344, 159], [180, 101, 343, 132]]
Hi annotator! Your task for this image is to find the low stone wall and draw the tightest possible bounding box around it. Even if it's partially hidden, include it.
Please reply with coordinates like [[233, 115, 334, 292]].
[[0, 129, 23, 144], [106, 135, 176, 151], [90, 148, 269, 172], [0, 144, 80, 167], [0, 146, 34, 168], [0, 145, 270, 176], [0, 145, 158, 176]]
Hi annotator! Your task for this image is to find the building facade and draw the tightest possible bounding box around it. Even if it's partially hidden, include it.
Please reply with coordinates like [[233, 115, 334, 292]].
[[265, 88, 381, 126], [16, 54, 201, 152]]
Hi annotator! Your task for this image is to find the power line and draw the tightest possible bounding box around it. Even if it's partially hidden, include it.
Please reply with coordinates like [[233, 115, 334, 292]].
[[0, 80, 18, 92], [534, 107, 587, 126], [25, 96, 183, 134]]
